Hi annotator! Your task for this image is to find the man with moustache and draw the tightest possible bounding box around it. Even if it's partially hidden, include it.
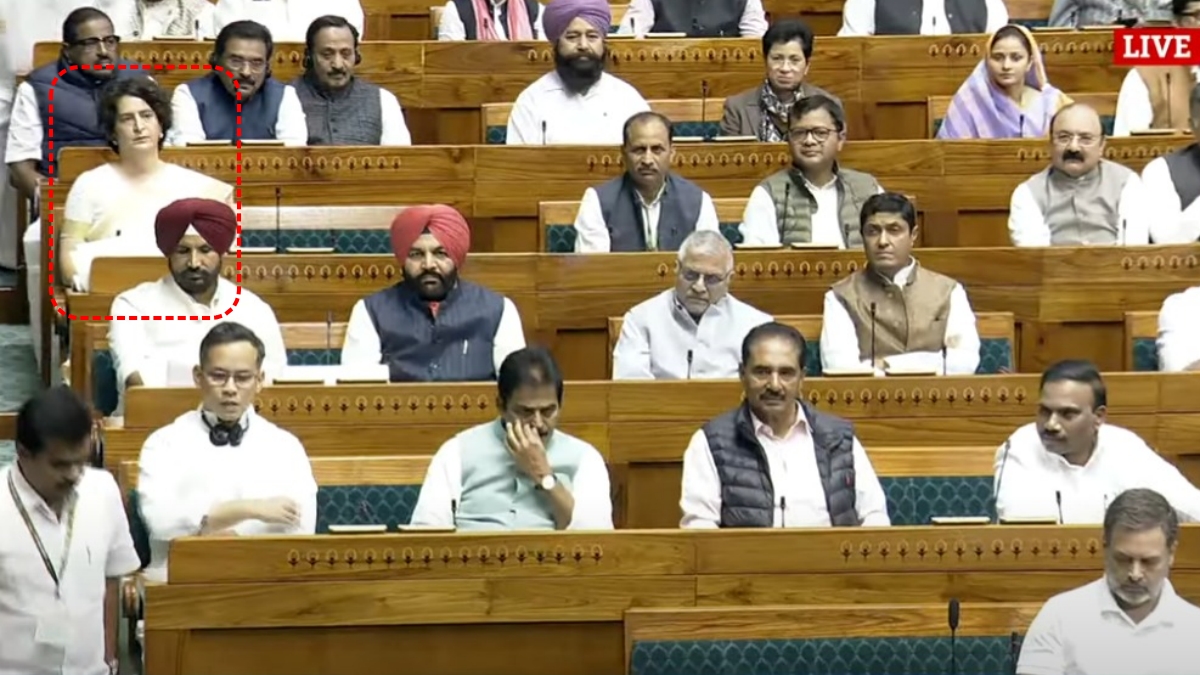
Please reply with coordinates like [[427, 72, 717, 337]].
[[168, 20, 308, 145], [1008, 104, 1148, 246], [340, 204, 526, 382], [993, 360, 1200, 524], [680, 322, 890, 528], [410, 346, 613, 530], [1018, 488, 1200, 675], [1139, 82, 1200, 243], [574, 112, 719, 252], [505, 0, 650, 145], [107, 198, 286, 406], [291, 15, 411, 145]]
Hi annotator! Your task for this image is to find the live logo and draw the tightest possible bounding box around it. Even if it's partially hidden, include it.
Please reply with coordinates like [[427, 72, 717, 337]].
[[1114, 28, 1200, 66]]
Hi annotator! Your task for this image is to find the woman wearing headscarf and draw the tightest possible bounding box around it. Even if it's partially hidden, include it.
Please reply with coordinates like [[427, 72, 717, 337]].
[[936, 24, 1072, 140]]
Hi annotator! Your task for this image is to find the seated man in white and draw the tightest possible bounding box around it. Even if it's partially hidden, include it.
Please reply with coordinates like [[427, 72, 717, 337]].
[[1111, 2, 1200, 136], [994, 360, 1200, 524], [837, 0, 1008, 35], [575, 112, 719, 252], [616, 0, 767, 36], [340, 204, 525, 381], [136, 321, 318, 582], [614, 230, 771, 379], [820, 192, 980, 376], [437, 0, 546, 40], [1157, 286, 1200, 371], [108, 198, 287, 406], [1018, 488, 1200, 675], [505, 0, 650, 145], [681, 322, 891, 528], [214, 0, 365, 41], [1008, 104, 1149, 246], [409, 346, 613, 530], [1140, 83, 1200, 243]]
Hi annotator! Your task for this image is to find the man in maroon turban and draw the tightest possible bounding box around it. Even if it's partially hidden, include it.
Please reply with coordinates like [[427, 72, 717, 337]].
[[340, 204, 526, 382]]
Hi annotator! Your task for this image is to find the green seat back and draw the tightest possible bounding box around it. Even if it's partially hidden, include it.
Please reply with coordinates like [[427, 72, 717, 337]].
[[544, 221, 742, 253], [316, 484, 421, 532], [1132, 337, 1159, 371], [977, 338, 1012, 374], [242, 229, 391, 253], [881, 476, 993, 525]]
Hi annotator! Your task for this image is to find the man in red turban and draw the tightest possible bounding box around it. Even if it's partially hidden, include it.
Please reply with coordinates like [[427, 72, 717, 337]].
[[341, 204, 527, 382]]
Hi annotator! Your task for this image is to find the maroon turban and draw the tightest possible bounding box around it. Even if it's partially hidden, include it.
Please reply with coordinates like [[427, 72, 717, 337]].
[[389, 205, 471, 267], [155, 198, 237, 256]]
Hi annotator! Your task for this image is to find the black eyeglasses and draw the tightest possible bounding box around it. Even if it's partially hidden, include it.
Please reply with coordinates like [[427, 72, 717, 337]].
[[72, 35, 120, 50]]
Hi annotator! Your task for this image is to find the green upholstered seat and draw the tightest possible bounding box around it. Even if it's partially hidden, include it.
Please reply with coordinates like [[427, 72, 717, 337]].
[[544, 221, 743, 253], [316, 484, 422, 532], [977, 338, 1012, 374], [1132, 337, 1159, 371], [881, 476, 993, 525], [242, 229, 391, 253]]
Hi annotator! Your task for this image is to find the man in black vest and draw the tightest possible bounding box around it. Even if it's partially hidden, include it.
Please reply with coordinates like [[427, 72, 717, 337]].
[[340, 204, 527, 382], [573, 112, 720, 252], [679, 322, 891, 528], [837, 0, 1007, 35], [291, 15, 411, 145], [1140, 82, 1200, 244], [168, 20, 307, 145], [617, 0, 766, 37]]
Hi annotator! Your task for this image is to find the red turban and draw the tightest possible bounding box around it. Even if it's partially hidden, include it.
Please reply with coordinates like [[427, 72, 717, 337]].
[[389, 205, 471, 267], [155, 198, 237, 256]]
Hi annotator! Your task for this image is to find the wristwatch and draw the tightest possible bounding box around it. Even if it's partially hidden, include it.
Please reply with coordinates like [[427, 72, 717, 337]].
[[538, 474, 557, 491]]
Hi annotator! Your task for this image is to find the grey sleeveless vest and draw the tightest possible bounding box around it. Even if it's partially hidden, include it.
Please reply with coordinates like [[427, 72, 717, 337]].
[[1164, 145, 1200, 224], [595, 173, 705, 251], [290, 74, 384, 145], [650, 0, 747, 37]]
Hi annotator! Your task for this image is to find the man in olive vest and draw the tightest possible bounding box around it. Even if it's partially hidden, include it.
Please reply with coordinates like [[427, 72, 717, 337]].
[[680, 321, 890, 528], [819, 192, 981, 376], [574, 112, 720, 252], [291, 15, 411, 145], [1009, 104, 1147, 246], [1112, 0, 1200, 136], [738, 95, 883, 249], [1140, 82, 1200, 243]]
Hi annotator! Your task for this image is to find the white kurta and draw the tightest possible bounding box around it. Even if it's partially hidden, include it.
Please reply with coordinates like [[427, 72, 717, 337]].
[[739, 179, 885, 248], [436, 0, 546, 40], [1112, 67, 1200, 137], [1140, 156, 1200, 244], [505, 71, 650, 145], [1157, 286, 1200, 372], [616, 0, 767, 36], [212, 0, 364, 41], [837, 0, 1008, 36], [1007, 172, 1150, 246]]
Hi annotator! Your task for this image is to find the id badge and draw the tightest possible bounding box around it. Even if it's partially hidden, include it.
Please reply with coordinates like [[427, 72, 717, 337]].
[[34, 602, 71, 647]]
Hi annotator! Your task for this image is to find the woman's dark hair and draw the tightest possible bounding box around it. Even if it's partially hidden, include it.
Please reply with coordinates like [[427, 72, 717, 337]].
[[762, 19, 814, 60], [98, 76, 172, 153]]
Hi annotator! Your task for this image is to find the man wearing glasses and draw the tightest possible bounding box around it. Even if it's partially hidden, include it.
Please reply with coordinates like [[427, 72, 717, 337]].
[[738, 94, 883, 249], [612, 230, 772, 379], [1008, 103, 1149, 246], [168, 20, 308, 145]]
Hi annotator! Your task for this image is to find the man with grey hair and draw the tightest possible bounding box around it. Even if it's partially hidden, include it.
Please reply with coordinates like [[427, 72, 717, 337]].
[[612, 230, 772, 379], [1018, 488, 1200, 675]]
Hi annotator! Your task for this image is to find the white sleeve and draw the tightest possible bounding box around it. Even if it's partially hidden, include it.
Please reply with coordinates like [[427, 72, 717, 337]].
[[1127, 440, 1200, 522], [1016, 601, 1067, 675], [409, 438, 462, 527], [572, 187, 611, 253], [282, 437, 319, 534], [109, 293, 169, 388], [5, 83, 42, 164], [738, 0, 768, 36], [196, 3, 218, 38], [837, 0, 875, 36], [378, 90, 412, 146], [739, 186, 782, 246], [680, 430, 722, 528], [137, 429, 210, 540], [984, 0, 1009, 32], [493, 298, 526, 372], [819, 290, 875, 373], [1144, 158, 1198, 243], [882, 284, 980, 375], [994, 433, 1057, 522], [340, 299, 383, 367], [101, 473, 141, 577], [437, 1, 467, 40], [248, 302, 287, 381], [342, 0, 366, 37], [1008, 182, 1051, 247], [212, 0, 247, 34], [505, 93, 540, 145], [612, 309, 654, 379], [696, 192, 721, 232], [1116, 173, 1150, 245], [565, 449, 614, 530], [166, 84, 206, 146], [1157, 291, 1200, 372], [275, 86, 308, 146], [1112, 69, 1151, 137], [852, 439, 891, 526], [617, 0, 653, 35]]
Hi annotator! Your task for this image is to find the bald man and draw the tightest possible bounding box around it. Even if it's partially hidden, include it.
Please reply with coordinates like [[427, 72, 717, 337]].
[[108, 199, 286, 405], [1008, 103, 1149, 246], [340, 205, 526, 381]]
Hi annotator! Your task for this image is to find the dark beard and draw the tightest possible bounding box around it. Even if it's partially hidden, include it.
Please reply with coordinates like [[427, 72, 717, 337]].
[[554, 49, 605, 95], [403, 268, 459, 302], [172, 268, 217, 297]]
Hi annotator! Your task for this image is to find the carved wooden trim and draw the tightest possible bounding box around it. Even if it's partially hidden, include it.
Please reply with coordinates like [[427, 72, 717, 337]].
[[835, 535, 1102, 565], [805, 384, 1031, 407], [255, 394, 496, 417], [284, 543, 606, 571]]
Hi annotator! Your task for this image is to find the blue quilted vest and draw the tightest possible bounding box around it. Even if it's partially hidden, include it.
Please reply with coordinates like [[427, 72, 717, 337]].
[[184, 73, 286, 142], [27, 59, 139, 175]]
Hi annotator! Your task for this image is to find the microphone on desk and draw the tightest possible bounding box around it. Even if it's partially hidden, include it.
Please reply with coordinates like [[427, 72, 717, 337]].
[[325, 310, 334, 367], [700, 79, 712, 141], [451, 498, 458, 527], [948, 598, 961, 675], [1120, 218, 1127, 246], [941, 343, 948, 376], [991, 439, 1012, 523], [869, 302, 878, 371], [541, 120, 547, 146], [1018, 114, 1025, 138], [273, 186, 283, 253], [686, 349, 694, 379], [1008, 631, 1023, 675], [779, 495, 787, 528], [1055, 490, 1064, 525], [1167, 72, 1174, 128]]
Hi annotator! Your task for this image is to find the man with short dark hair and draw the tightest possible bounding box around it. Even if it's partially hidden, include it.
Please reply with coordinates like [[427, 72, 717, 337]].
[[1018, 488, 1200, 675], [410, 346, 613, 530], [136, 321, 318, 583], [0, 386, 138, 675], [168, 20, 307, 145], [573, 112, 719, 252], [820, 192, 979, 375], [993, 360, 1200, 523], [680, 322, 890, 528]]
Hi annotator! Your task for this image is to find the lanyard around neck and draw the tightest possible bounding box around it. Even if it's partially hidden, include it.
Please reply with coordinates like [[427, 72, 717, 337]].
[[7, 470, 77, 598]]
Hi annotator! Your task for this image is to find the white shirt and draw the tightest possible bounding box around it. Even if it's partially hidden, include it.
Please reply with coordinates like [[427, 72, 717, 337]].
[[114, 0, 218, 40], [1157, 286, 1200, 372], [0, 464, 140, 675], [680, 404, 891, 528], [994, 422, 1200, 524], [819, 261, 981, 376], [573, 181, 721, 252], [212, 0, 365, 41], [340, 293, 526, 372], [838, 0, 1008, 36], [409, 424, 614, 529], [136, 409, 318, 583], [1008, 171, 1150, 246], [0, 1, 102, 93], [1112, 68, 1200, 137], [5, 82, 44, 165], [505, 71, 651, 145], [1140, 156, 1200, 244], [740, 178, 884, 249], [437, 0, 546, 40], [166, 81, 309, 147], [613, 289, 772, 379], [616, 0, 767, 36], [108, 275, 288, 392], [1019, 578, 1200, 675]]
